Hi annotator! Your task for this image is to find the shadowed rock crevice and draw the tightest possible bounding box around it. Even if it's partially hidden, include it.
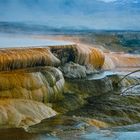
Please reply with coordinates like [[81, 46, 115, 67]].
[[50, 44, 105, 69]]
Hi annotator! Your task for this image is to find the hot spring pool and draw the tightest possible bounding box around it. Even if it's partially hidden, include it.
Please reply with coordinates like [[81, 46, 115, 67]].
[[0, 36, 75, 48]]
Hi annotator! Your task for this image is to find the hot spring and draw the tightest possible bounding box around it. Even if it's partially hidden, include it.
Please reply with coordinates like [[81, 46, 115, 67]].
[[0, 35, 140, 140]]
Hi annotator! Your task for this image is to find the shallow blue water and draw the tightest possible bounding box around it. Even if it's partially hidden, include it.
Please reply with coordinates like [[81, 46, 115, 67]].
[[0, 36, 74, 48], [83, 131, 140, 140]]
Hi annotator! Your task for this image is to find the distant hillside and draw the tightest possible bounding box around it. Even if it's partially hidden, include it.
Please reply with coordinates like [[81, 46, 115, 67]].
[[72, 32, 140, 53]]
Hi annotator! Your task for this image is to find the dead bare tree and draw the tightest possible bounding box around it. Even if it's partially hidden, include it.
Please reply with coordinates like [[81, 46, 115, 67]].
[[116, 69, 140, 96]]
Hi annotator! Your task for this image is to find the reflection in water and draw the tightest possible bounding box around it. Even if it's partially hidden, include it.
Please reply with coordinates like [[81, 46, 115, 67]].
[[0, 128, 58, 140], [2, 122, 140, 140], [83, 131, 140, 140]]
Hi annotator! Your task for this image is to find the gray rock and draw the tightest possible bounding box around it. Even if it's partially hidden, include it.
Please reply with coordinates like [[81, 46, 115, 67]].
[[59, 62, 97, 79]]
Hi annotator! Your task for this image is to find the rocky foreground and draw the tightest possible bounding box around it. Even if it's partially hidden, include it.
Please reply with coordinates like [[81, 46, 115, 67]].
[[0, 40, 140, 139]]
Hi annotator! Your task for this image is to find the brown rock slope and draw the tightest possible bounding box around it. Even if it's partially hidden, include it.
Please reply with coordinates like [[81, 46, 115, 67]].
[[50, 44, 140, 70], [0, 67, 64, 103], [0, 43, 140, 128], [0, 48, 60, 71], [103, 52, 140, 69], [0, 99, 56, 128], [0, 66, 65, 128], [50, 44, 105, 69]]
